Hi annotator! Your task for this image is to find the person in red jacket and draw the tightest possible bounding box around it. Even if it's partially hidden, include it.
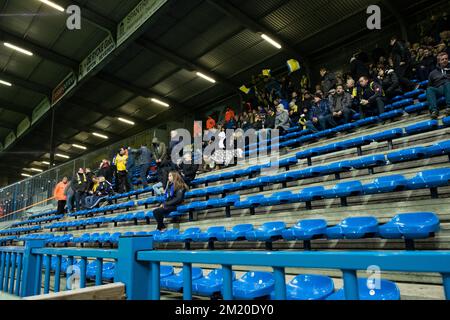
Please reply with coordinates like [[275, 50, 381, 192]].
[[206, 116, 216, 130], [54, 177, 68, 215]]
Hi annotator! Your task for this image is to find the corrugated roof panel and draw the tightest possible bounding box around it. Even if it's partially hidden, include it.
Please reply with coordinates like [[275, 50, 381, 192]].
[[134, 61, 179, 89]]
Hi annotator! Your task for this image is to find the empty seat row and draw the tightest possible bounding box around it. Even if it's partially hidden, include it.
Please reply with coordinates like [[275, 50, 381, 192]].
[[29, 210, 58, 219], [12, 214, 64, 227], [68, 201, 136, 218], [154, 212, 439, 250], [0, 225, 41, 236], [160, 268, 400, 300]]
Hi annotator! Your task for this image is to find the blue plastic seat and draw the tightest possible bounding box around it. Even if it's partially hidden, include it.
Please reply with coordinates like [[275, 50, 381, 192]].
[[191, 226, 227, 242], [160, 265, 175, 278], [379, 109, 404, 121], [260, 191, 297, 206], [326, 217, 379, 239], [234, 195, 266, 209], [245, 222, 286, 242], [405, 120, 439, 135], [282, 219, 328, 241], [425, 140, 450, 157], [406, 168, 450, 190], [378, 212, 440, 240], [174, 228, 202, 242], [351, 155, 387, 170], [404, 89, 424, 99], [354, 116, 379, 127], [405, 102, 428, 114], [390, 98, 414, 110], [227, 271, 275, 300], [270, 275, 334, 300], [368, 129, 403, 142], [387, 147, 427, 163], [363, 175, 408, 194], [216, 224, 254, 242], [326, 278, 400, 300], [154, 229, 180, 243], [192, 269, 237, 297], [322, 181, 364, 199], [160, 268, 204, 292], [297, 187, 326, 201], [321, 161, 353, 175], [336, 136, 373, 150]]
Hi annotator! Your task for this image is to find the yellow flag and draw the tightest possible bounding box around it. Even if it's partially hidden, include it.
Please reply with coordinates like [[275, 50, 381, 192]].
[[287, 59, 301, 73], [239, 85, 251, 94], [262, 69, 271, 77]]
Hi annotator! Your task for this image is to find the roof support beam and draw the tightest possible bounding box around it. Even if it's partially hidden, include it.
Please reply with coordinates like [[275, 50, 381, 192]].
[[0, 99, 32, 116], [59, 0, 117, 36], [0, 29, 78, 70], [0, 71, 51, 97], [136, 38, 239, 92], [96, 73, 194, 117], [206, 0, 305, 63]]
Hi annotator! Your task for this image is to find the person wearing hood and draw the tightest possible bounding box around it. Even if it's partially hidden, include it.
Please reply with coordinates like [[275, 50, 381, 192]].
[[377, 65, 402, 100], [427, 52, 450, 119], [150, 137, 168, 166], [131, 144, 153, 188], [274, 100, 290, 135]]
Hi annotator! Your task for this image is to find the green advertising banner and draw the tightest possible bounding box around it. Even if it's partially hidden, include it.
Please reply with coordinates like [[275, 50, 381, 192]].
[[32, 98, 50, 125], [16, 117, 31, 138], [51, 72, 77, 106], [79, 34, 116, 81]]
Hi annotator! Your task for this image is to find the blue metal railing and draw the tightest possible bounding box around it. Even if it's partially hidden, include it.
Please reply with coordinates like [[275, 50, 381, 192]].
[[136, 248, 450, 301], [1, 236, 450, 300]]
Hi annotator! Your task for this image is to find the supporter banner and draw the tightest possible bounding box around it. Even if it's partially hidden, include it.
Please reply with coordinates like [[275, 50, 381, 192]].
[[51, 72, 77, 106], [79, 34, 116, 81], [32, 98, 50, 125], [287, 59, 301, 73], [4, 131, 16, 149], [117, 0, 168, 46], [16, 117, 31, 138]]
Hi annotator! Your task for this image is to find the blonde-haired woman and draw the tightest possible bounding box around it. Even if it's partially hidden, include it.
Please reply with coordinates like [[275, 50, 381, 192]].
[[153, 171, 188, 231]]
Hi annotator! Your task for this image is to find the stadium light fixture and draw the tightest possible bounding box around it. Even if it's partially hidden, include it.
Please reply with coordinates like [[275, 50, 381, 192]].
[[72, 144, 87, 150], [55, 153, 70, 159], [0, 79, 12, 87], [29, 168, 44, 173], [38, 0, 65, 12], [21, 173, 32, 178], [151, 98, 170, 108], [118, 118, 135, 126], [261, 34, 282, 49], [92, 132, 108, 139], [196, 72, 216, 83], [4, 43, 34, 56], [41, 161, 50, 165]]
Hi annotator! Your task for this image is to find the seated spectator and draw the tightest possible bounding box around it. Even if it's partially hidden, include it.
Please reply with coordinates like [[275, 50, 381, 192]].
[[153, 171, 188, 231], [264, 108, 276, 129], [305, 92, 334, 132], [357, 76, 386, 118], [328, 85, 353, 124], [178, 153, 199, 186], [377, 65, 402, 99], [288, 101, 300, 125], [84, 177, 113, 209], [274, 101, 290, 135], [427, 52, 450, 119], [320, 67, 337, 97]]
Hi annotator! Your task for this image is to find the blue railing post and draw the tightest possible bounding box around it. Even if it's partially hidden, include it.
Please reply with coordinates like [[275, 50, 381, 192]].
[[21, 239, 45, 297], [116, 235, 154, 300], [442, 273, 450, 300], [0, 252, 5, 291], [273, 267, 287, 300], [342, 269, 359, 300], [150, 262, 160, 300], [222, 264, 233, 300], [183, 263, 193, 300]]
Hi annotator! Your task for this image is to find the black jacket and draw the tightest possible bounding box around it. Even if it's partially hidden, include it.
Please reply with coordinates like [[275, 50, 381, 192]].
[[264, 114, 275, 129], [321, 72, 337, 94], [358, 81, 384, 104], [179, 163, 199, 184], [95, 181, 113, 197], [72, 173, 88, 193], [164, 187, 186, 208], [98, 165, 113, 183], [350, 58, 370, 81], [428, 65, 450, 88], [390, 41, 409, 69], [381, 70, 401, 94]]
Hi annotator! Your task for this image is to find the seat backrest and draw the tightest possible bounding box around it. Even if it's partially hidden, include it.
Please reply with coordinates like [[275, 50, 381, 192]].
[[297, 219, 328, 229], [240, 271, 274, 284], [183, 227, 202, 235], [260, 221, 286, 232], [207, 226, 226, 233], [392, 212, 439, 226], [340, 216, 378, 228], [232, 224, 254, 233]]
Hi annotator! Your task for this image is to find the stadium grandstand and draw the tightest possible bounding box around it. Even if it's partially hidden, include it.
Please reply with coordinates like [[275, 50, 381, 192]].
[[0, 0, 450, 307]]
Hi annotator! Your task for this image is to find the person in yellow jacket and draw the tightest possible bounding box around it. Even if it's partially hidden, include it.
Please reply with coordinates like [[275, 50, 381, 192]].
[[115, 148, 130, 193]]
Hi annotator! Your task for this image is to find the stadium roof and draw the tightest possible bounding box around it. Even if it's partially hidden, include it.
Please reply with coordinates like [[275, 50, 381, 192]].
[[0, 0, 440, 183]]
